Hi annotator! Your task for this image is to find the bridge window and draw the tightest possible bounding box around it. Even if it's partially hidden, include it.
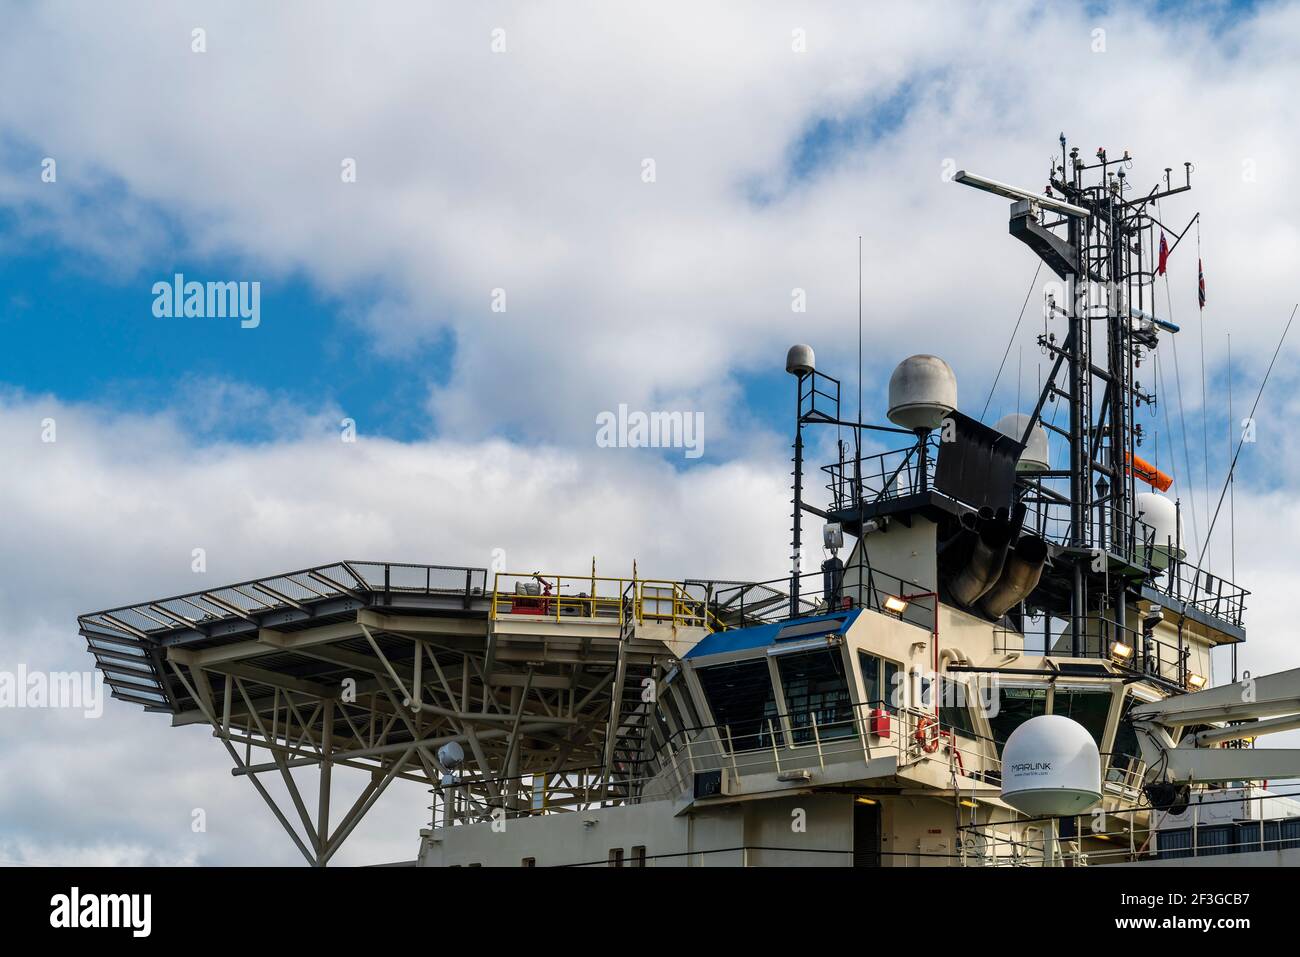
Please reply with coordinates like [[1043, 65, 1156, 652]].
[[696, 659, 778, 752], [659, 686, 685, 737], [1052, 684, 1113, 748], [989, 685, 1048, 752], [1107, 694, 1145, 784], [776, 647, 854, 743], [1111, 704, 1139, 764], [672, 682, 700, 731], [858, 652, 901, 713], [938, 677, 977, 738]]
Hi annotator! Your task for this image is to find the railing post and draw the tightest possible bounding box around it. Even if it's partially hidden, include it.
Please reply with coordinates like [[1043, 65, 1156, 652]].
[[858, 702, 872, 762]]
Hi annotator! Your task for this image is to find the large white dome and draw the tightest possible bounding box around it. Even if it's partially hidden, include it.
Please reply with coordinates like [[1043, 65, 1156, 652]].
[[887, 355, 957, 431], [1000, 714, 1101, 817]]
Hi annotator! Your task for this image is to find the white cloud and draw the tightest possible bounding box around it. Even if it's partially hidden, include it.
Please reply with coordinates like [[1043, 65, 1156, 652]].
[[4, 1, 1296, 445]]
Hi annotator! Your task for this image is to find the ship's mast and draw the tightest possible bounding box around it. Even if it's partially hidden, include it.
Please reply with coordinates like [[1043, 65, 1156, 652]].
[[969, 135, 1195, 654]]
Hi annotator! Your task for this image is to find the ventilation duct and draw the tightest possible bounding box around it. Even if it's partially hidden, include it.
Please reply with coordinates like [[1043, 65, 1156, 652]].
[[979, 534, 1049, 619], [948, 514, 1015, 608]]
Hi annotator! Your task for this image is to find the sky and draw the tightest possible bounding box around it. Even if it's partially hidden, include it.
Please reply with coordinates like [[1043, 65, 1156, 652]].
[[1, 0, 1299, 866]]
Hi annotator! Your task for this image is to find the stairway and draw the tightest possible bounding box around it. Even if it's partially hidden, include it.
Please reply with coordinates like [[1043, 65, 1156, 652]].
[[602, 622, 662, 802]]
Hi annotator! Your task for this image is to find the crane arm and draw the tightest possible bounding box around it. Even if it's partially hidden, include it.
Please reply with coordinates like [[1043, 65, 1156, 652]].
[[1130, 666, 1300, 726], [1131, 666, 1300, 784], [1136, 728, 1300, 783]]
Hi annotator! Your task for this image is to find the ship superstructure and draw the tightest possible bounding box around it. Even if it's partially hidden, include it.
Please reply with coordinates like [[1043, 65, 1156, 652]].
[[79, 135, 1300, 866]]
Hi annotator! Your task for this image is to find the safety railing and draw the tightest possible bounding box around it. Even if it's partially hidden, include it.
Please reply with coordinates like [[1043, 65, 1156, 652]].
[[958, 784, 1300, 867], [643, 700, 997, 803], [489, 569, 843, 632], [1017, 495, 1249, 628], [690, 567, 935, 634], [427, 699, 999, 830], [848, 566, 938, 633], [81, 560, 490, 641], [994, 613, 1194, 689], [488, 572, 729, 632], [1155, 559, 1250, 627], [822, 435, 940, 513], [689, 577, 817, 628], [429, 764, 611, 829], [487, 561, 936, 636], [1104, 755, 1149, 803]]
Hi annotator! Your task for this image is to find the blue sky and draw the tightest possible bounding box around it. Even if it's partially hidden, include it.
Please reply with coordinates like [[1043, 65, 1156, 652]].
[[0, 225, 454, 443]]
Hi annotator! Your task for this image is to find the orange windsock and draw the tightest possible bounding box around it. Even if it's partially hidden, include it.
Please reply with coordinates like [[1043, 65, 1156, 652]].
[[1126, 452, 1173, 492]]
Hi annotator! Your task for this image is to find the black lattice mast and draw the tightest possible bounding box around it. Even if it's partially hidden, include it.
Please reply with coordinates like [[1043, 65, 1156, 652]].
[[958, 135, 1196, 650]]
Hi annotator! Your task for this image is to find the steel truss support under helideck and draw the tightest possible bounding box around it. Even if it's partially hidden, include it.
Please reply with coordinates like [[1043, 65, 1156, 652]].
[[166, 652, 419, 866], [79, 561, 711, 863], [156, 607, 660, 864]]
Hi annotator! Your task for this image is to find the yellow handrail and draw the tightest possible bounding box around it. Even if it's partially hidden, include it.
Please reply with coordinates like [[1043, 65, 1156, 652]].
[[489, 571, 727, 632]]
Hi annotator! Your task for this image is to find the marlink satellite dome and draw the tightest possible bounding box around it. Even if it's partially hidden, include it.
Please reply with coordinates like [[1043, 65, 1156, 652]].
[[999, 714, 1101, 816]]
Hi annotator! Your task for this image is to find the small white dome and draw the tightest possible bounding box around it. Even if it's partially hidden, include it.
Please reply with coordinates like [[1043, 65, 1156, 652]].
[[887, 355, 957, 431], [1136, 491, 1186, 570], [786, 344, 815, 376], [1001, 714, 1101, 817], [993, 413, 1050, 472]]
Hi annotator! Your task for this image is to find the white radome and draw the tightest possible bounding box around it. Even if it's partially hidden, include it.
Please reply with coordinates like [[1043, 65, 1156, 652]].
[[993, 412, 1050, 472], [887, 355, 957, 431], [1136, 491, 1186, 570], [1000, 714, 1101, 816], [786, 344, 816, 377]]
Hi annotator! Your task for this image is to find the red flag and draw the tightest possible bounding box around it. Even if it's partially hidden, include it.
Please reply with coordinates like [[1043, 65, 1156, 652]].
[[1198, 258, 1206, 309], [1157, 231, 1169, 276]]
